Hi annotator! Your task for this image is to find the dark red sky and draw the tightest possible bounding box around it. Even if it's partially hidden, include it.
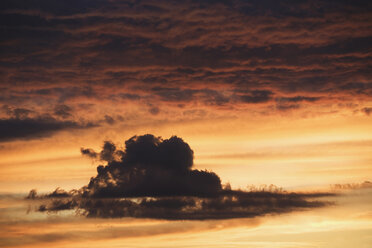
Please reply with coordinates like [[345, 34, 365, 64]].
[[1, 0, 371, 142]]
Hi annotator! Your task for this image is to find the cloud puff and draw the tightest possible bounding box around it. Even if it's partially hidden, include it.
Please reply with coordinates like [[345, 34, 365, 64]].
[[28, 134, 333, 220], [80, 148, 98, 159], [83, 135, 221, 198]]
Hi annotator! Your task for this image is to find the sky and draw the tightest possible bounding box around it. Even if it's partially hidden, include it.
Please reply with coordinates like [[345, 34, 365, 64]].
[[0, 0, 372, 247]]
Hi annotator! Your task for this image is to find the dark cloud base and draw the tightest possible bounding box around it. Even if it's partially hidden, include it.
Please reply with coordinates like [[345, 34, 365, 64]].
[[27, 134, 333, 220], [0, 116, 97, 142], [31, 191, 332, 220]]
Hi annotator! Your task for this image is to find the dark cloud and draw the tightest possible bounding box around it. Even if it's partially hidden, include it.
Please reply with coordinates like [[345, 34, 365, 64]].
[[276, 103, 301, 111], [28, 134, 333, 220], [38, 199, 77, 212], [152, 87, 234, 105], [12, 108, 33, 118], [33, 191, 331, 220], [152, 87, 196, 102], [1, 105, 33, 119], [0, 116, 97, 142], [23, 87, 97, 103], [361, 107, 372, 116], [278, 96, 322, 103], [98, 141, 123, 163], [81, 135, 220, 198], [1, 0, 370, 117], [339, 82, 372, 95], [150, 87, 230, 106], [103, 115, 115, 125], [27, 187, 76, 200], [149, 106, 160, 115], [238, 90, 273, 104], [274, 95, 323, 111], [118, 93, 141, 101], [80, 148, 98, 159], [44, 187, 73, 198], [54, 104, 72, 118]]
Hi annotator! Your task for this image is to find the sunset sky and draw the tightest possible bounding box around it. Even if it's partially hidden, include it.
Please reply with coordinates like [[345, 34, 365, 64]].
[[0, 0, 372, 247]]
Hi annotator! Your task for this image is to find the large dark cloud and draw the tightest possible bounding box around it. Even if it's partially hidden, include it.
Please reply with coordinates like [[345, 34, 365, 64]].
[[0, 115, 97, 142], [28, 134, 333, 220], [83, 135, 221, 198]]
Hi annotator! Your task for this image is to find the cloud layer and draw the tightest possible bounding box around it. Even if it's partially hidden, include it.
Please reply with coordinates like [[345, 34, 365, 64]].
[[28, 134, 333, 220], [0, 0, 371, 126]]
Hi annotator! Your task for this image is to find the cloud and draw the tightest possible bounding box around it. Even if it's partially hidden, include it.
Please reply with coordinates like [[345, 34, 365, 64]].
[[54, 104, 72, 118], [0, 116, 97, 142], [1, 105, 33, 119], [28, 134, 333, 220], [152, 87, 197, 102], [331, 181, 372, 190], [276, 103, 300, 111], [33, 191, 331, 220], [361, 107, 372, 116], [238, 90, 273, 104], [103, 115, 115, 125], [82, 135, 221, 198], [1, 0, 371, 120], [117, 93, 141, 101], [277, 96, 322, 103], [274, 95, 323, 111], [80, 148, 98, 159], [149, 106, 160, 115]]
